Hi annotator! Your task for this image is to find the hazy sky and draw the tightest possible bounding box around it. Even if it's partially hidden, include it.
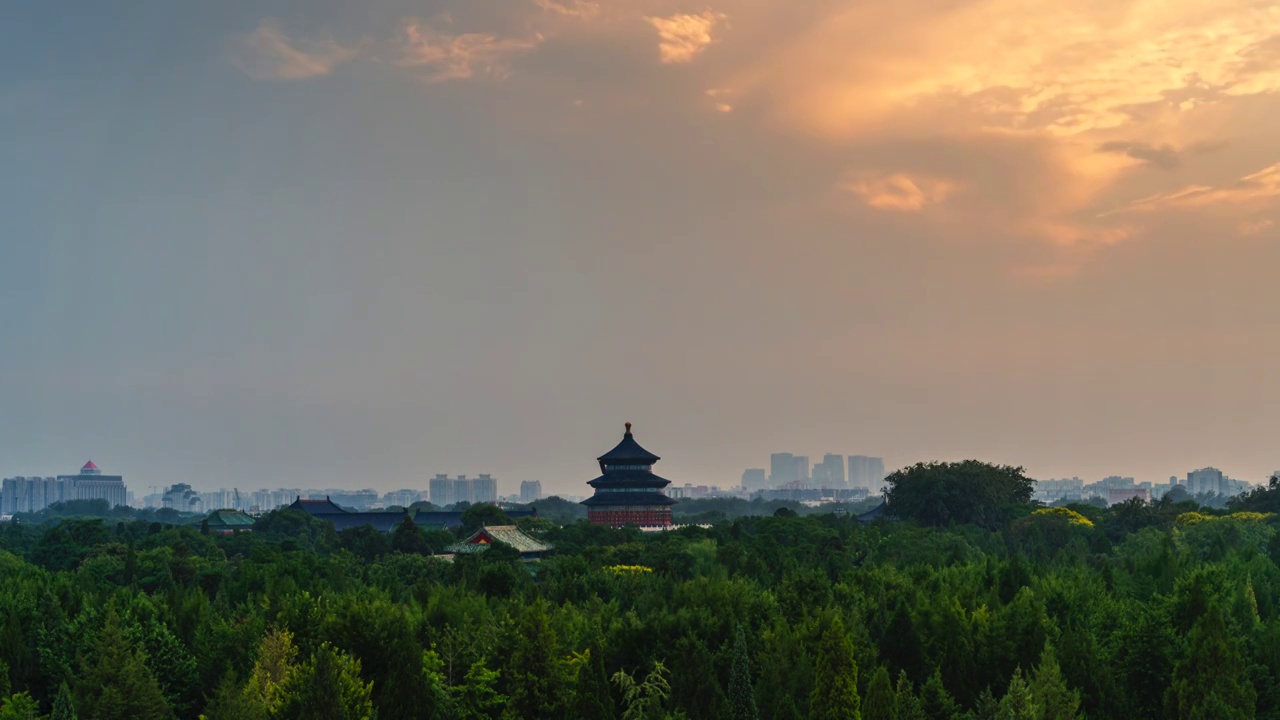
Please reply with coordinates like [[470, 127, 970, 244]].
[[4, 0, 1280, 495]]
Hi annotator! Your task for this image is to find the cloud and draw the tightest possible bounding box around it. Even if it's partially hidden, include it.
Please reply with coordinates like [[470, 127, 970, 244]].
[[228, 19, 356, 80], [841, 172, 957, 212], [1239, 218, 1275, 236], [532, 0, 601, 19], [1114, 163, 1280, 214], [396, 21, 542, 82], [1097, 141, 1181, 170], [645, 11, 727, 64]]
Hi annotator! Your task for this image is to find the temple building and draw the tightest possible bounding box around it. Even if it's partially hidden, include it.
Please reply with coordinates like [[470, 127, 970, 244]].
[[581, 422, 677, 527], [285, 496, 537, 532]]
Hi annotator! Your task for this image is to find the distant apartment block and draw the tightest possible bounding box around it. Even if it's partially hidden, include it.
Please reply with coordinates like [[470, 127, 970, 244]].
[[848, 456, 885, 493], [740, 468, 767, 492], [769, 453, 810, 487], [1183, 467, 1251, 497], [2, 461, 127, 515], [1107, 487, 1151, 506], [520, 480, 543, 504], [811, 454, 847, 489], [430, 474, 499, 507], [1034, 477, 1084, 503]]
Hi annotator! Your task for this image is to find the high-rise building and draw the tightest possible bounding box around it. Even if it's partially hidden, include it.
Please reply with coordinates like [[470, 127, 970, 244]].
[[61, 461, 128, 508], [848, 456, 885, 493], [452, 476, 473, 505], [429, 474, 453, 507], [520, 480, 543, 504], [741, 468, 767, 492], [813, 454, 846, 489], [769, 453, 796, 486], [472, 474, 498, 504], [793, 456, 810, 484]]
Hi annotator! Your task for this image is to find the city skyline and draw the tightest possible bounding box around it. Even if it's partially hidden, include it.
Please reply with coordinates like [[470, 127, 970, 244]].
[[6, 1, 1280, 492]]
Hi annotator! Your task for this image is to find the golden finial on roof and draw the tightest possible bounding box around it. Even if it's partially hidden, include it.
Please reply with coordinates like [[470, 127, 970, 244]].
[[625, 421, 632, 435]]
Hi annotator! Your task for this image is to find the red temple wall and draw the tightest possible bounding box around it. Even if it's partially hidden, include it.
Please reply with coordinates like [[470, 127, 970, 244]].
[[587, 508, 673, 527]]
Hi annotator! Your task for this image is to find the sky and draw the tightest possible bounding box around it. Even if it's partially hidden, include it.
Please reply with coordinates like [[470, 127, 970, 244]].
[[4, 0, 1280, 495]]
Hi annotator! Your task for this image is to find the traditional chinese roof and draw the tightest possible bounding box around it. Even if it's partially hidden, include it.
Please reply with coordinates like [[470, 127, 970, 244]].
[[204, 509, 255, 528], [581, 492, 679, 507], [596, 422, 660, 469], [587, 469, 672, 489], [446, 525, 553, 555], [81, 460, 99, 471], [286, 497, 537, 532]]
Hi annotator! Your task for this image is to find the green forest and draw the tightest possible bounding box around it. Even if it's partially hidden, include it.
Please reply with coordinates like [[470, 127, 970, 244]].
[[3, 460, 1280, 719]]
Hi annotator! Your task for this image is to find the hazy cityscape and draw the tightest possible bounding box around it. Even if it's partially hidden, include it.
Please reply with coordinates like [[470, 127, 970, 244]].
[[4, 455, 1271, 519]]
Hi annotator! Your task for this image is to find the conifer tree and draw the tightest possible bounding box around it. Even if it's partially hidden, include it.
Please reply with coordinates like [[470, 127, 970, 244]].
[[728, 626, 760, 720], [240, 628, 300, 719], [810, 617, 861, 720], [1167, 608, 1256, 720], [75, 609, 170, 720], [50, 681, 77, 720], [1030, 646, 1080, 720], [920, 670, 958, 720], [571, 647, 616, 720], [275, 643, 373, 720], [864, 667, 898, 720], [895, 671, 926, 720], [997, 668, 1038, 720], [422, 649, 458, 720], [452, 658, 504, 720], [505, 600, 562, 720]]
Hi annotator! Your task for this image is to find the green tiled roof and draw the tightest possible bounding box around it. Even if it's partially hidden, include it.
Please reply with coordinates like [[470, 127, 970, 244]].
[[446, 525, 553, 555], [205, 509, 255, 527]]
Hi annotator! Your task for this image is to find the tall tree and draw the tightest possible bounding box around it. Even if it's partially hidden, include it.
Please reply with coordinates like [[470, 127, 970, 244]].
[[1167, 608, 1256, 720], [727, 627, 760, 720], [920, 670, 958, 720], [1030, 646, 1080, 720], [884, 461, 1035, 529], [997, 668, 1038, 720], [74, 609, 170, 720], [50, 682, 77, 720], [864, 667, 897, 720], [570, 647, 616, 720], [895, 671, 925, 720], [810, 617, 861, 720], [275, 643, 373, 720], [391, 517, 432, 555], [504, 600, 563, 720], [240, 628, 299, 719]]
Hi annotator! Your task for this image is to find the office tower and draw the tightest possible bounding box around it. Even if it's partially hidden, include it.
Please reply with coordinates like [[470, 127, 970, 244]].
[[769, 453, 796, 486], [848, 456, 885, 492], [814, 454, 846, 489], [793, 456, 810, 484], [741, 468, 767, 492], [520, 480, 543, 503]]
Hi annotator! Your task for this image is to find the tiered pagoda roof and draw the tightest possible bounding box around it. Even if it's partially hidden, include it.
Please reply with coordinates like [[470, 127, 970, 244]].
[[581, 423, 677, 524]]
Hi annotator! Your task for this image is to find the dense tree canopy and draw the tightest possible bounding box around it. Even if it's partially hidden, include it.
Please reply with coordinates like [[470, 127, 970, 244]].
[[884, 460, 1036, 529], [0, 466, 1277, 719]]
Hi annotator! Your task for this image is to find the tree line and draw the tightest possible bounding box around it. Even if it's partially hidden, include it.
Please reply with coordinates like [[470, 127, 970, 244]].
[[0, 460, 1278, 718]]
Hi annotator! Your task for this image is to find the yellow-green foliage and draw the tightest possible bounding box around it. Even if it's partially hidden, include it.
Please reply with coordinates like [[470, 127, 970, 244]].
[[1176, 511, 1273, 526], [606, 564, 654, 575], [1030, 507, 1094, 528]]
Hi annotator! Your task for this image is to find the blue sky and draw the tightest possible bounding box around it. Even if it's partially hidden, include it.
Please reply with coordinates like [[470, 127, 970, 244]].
[[4, 0, 1280, 494]]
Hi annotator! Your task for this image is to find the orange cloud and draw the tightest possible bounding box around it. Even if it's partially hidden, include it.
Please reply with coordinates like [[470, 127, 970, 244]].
[[396, 22, 542, 82], [645, 11, 727, 64], [841, 172, 957, 212], [532, 0, 601, 19], [228, 19, 356, 80], [1113, 163, 1280, 214]]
